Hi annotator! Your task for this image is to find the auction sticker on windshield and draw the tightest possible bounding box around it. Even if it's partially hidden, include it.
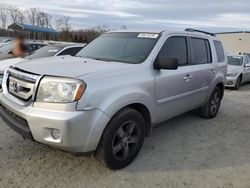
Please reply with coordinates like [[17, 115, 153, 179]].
[[138, 33, 159, 39]]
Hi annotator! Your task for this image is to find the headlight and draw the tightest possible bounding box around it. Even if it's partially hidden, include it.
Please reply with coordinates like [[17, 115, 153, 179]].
[[36, 76, 86, 103], [227, 72, 238, 77]]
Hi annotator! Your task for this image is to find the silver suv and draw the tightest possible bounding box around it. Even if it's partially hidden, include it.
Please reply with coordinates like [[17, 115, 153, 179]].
[[0, 29, 227, 169]]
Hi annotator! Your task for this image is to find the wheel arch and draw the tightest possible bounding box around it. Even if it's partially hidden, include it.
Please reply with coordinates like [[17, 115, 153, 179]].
[[215, 82, 225, 97], [127, 103, 152, 137]]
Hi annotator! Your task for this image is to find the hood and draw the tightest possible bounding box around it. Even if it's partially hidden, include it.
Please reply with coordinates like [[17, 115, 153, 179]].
[[15, 56, 132, 78], [227, 65, 243, 74], [0, 58, 25, 73]]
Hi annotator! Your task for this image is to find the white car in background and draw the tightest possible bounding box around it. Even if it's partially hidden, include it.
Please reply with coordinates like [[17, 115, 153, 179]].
[[226, 54, 250, 89], [0, 37, 12, 47], [0, 43, 85, 90]]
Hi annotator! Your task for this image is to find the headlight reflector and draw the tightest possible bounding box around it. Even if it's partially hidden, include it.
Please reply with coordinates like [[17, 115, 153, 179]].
[[36, 76, 86, 103]]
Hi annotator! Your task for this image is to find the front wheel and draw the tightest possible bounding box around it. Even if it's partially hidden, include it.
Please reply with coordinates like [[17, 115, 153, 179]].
[[234, 76, 242, 90], [94, 107, 145, 170], [199, 87, 223, 119]]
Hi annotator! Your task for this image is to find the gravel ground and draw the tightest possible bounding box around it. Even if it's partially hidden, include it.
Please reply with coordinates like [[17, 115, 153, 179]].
[[0, 84, 250, 188]]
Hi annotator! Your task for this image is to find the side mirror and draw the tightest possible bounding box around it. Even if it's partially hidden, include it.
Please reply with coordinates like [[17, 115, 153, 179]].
[[245, 63, 250, 67], [154, 56, 179, 70]]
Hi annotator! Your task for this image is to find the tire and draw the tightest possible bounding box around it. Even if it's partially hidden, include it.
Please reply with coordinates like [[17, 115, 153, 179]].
[[233, 76, 242, 90], [94, 107, 145, 170], [199, 87, 223, 119]]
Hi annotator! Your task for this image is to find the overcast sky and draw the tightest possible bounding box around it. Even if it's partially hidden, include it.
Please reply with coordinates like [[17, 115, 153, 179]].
[[3, 0, 250, 32]]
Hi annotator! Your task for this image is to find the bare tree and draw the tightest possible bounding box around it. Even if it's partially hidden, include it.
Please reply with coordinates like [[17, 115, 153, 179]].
[[36, 11, 51, 28], [55, 16, 71, 32], [0, 3, 9, 28], [26, 8, 38, 26], [8, 5, 25, 23], [94, 24, 110, 33]]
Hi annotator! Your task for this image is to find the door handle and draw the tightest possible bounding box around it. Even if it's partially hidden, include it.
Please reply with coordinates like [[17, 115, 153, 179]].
[[184, 74, 192, 81], [209, 70, 215, 75]]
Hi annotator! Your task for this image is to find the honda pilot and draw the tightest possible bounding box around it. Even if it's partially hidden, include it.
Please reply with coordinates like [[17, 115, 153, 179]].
[[0, 29, 227, 169]]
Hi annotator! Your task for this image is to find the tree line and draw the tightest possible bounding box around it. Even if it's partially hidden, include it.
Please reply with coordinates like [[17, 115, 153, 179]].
[[0, 3, 127, 43]]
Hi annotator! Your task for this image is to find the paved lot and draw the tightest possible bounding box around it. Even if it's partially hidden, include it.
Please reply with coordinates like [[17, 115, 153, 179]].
[[0, 84, 250, 188]]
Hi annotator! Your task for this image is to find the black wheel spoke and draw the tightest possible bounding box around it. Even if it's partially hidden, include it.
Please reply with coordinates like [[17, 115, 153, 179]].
[[122, 145, 129, 159], [116, 127, 125, 138], [128, 136, 138, 144], [113, 143, 122, 154]]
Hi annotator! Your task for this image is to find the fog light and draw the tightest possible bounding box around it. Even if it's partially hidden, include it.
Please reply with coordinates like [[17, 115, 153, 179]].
[[51, 129, 61, 139]]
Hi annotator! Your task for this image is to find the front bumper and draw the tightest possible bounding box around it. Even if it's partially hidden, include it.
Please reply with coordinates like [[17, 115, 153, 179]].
[[225, 76, 238, 88], [0, 93, 110, 153]]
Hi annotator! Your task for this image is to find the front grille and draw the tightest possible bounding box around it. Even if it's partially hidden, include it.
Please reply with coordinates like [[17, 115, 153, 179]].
[[8, 76, 35, 101], [4, 68, 40, 103]]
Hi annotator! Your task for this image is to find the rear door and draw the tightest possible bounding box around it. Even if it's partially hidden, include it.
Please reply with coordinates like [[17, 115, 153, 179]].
[[188, 37, 214, 106], [154, 36, 196, 121]]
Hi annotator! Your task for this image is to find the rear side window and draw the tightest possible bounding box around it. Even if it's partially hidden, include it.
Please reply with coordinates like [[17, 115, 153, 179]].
[[58, 47, 83, 56], [159, 36, 188, 65], [190, 38, 212, 65], [214, 41, 225, 62]]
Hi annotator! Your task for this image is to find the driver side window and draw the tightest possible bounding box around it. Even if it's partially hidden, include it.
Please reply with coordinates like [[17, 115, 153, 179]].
[[159, 36, 188, 66]]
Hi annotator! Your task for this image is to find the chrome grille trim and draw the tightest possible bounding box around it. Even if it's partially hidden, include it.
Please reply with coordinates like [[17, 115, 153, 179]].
[[2, 67, 42, 106], [8, 68, 39, 82], [9, 76, 34, 100]]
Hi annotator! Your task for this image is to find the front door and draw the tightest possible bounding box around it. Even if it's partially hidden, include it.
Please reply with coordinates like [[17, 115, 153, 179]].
[[154, 36, 195, 122]]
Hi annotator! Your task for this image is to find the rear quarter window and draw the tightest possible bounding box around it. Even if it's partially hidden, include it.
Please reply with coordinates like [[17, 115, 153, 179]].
[[214, 41, 225, 62]]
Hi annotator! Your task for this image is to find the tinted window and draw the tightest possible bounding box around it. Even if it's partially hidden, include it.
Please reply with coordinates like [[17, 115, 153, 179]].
[[190, 38, 211, 65], [77, 33, 159, 64], [159, 37, 188, 65], [58, 47, 83, 56], [26, 44, 46, 53], [214, 41, 225, 62]]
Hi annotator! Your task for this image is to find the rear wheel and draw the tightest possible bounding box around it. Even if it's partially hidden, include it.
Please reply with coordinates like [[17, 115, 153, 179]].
[[94, 107, 145, 170], [199, 87, 223, 119]]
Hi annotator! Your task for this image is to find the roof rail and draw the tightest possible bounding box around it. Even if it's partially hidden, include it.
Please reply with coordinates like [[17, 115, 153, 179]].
[[185, 28, 216, 36]]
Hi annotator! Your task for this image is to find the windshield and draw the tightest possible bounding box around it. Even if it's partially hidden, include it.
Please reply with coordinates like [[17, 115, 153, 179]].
[[25, 46, 63, 59], [227, 56, 243, 66], [76, 32, 160, 64]]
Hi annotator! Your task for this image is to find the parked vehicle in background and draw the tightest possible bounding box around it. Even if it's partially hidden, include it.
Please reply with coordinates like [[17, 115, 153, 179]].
[[0, 29, 227, 169], [0, 37, 13, 47], [25, 41, 47, 55], [0, 43, 85, 90], [0, 40, 46, 61], [226, 54, 250, 89], [25, 43, 85, 60]]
